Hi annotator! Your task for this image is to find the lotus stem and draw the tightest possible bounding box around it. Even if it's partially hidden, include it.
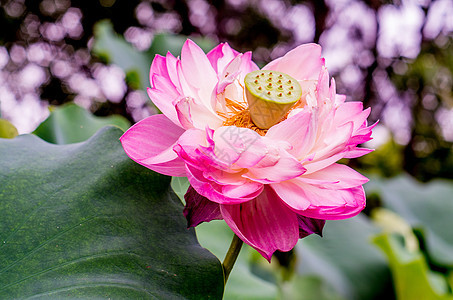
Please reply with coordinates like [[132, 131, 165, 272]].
[[222, 234, 243, 283]]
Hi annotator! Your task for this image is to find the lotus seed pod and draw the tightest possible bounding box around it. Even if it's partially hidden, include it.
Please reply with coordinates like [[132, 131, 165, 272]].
[[244, 70, 301, 129]]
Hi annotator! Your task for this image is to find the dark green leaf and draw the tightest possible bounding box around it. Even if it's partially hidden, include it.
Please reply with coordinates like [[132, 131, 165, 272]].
[[0, 127, 223, 299], [33, 103, 130, 144]]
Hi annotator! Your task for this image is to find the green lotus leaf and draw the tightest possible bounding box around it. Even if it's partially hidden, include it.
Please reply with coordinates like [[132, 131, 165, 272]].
[[0, 127, 223, 299]]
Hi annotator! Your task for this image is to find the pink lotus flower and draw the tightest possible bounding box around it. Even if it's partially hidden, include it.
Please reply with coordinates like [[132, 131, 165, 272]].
[[120, 40, 374, 261]]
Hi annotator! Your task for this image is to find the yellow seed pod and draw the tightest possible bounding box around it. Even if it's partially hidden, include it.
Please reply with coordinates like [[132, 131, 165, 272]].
[[244, 70, 301, 129]]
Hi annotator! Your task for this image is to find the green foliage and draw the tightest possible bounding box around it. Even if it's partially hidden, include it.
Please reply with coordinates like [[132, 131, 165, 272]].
[[367, 175, 453, 299], [171, 176, 190, 205], [367, 175, 453, 269], [296, 215, 393, 300], [359, 138, 404, 178], [0, 119, 18, 139], [195, 212, 393, 300], [196, 221, 279, 300], [280, 275, 345, 300], [92, 20, 214, 91], [92, 20, 152, 91], [149, 33, 215, 59], [374, 233, 453, 300], [389, 40, 453, 181], [0, 127, 224, 299], [33, 103, 130, 144]]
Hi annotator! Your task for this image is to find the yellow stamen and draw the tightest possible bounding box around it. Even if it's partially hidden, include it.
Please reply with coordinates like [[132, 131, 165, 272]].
[[218, 96, 307, 136], [218, 98, 267, 136]]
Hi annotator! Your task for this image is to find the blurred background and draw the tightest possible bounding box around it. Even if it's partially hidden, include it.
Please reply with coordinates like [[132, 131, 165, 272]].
[[1, 1, 453, 299], [1, 0, 453, 181]]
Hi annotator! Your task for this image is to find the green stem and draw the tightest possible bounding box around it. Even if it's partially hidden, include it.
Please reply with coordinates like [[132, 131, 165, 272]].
[[222, 234, 243, 283]]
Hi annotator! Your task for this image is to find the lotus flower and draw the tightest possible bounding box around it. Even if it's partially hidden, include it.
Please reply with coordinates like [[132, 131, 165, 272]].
[[120, 40, 374, 261]]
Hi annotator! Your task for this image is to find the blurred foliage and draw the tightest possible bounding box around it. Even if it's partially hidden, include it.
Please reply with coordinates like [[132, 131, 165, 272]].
[[295, 215, 394, 300], [358, 139, 405, 178], [374, 233, 453, 300], [367, 175, 453, 269], [366, 175, 453, 299], [33, 102, 130, 144], [92, 19, 214, 90], [387, 41, 453, 181], [0, 118, 18, 138]]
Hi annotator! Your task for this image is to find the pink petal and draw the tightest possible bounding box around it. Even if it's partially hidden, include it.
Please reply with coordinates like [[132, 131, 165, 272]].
[[266, 109, 317, 160], [185, 165, 263, 204], [147, 76, 181, 126], [272, 179, 366, 220], [243, 148, 306, 183], [174, 128, 265, 202], [175, 96, 223, 130], [220, 186, 299, 261], [212, 126, 267, 168], [216, 54, 246, 94], [316, 67, 330, 105], [334, 102, 365, 127], [263, 43, 324, 80], [237, 51, 259, 82], [297, 214, 325, 238], [174, 128, 231, 171], [307, 121, 354, 168], [120, 114, 186, 176], [298, 163, 369, 189], [181, 40, 217, 111], [150, 54, 169, 81], [183, 186, 222, 227], [165, 51, 183, 93], [343, 147, 374, 158], [207, 42, 239, 74], [269, 181, 311, 211], [211, 127, 306, 183], [303, 151, 347, 175]]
